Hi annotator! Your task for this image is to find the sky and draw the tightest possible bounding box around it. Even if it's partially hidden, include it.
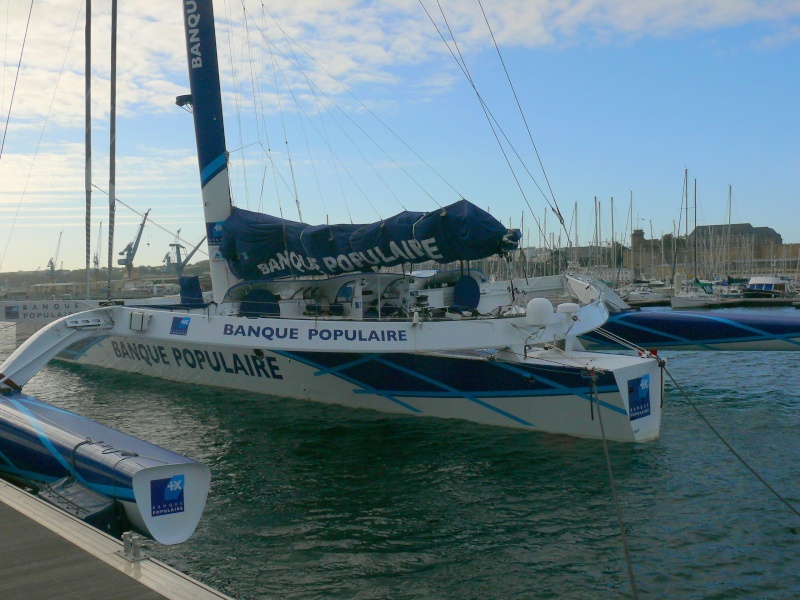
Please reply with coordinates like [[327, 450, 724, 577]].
[[0, 0, 798, 274]]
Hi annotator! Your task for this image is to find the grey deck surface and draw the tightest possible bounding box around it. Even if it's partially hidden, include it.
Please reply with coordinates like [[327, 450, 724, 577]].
[[0, 501, 167, 600]]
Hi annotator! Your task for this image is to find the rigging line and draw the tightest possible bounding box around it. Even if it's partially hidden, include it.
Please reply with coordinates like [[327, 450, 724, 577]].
[[263, 6, 332, 218], [253, 7, 395, 221], [251, 140, 295, 206], [430, 0, 570, 249], [246, 4, 288, 223], [423, 1, 544, 223], [90, 185, 209, 258], [252, 8, 435, 212], [288, 87, 395, 220], [0, 0, 34, 161], [664, 365, 800, 520], [421, 0, 566, 242], [222, 0, 250, 207], [259, 8, 329, 219], [242, 6, 266, 211], [256, 3, 456, 206], [476, 0, 564, 228], [426, 1, 541, 222], [264, 15, 306, 224], [2, 0, 9, 126], [0, 0, 82, 273]]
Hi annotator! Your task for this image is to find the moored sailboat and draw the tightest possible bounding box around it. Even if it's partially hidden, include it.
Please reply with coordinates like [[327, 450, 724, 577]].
[[0, 0, 663, 442]]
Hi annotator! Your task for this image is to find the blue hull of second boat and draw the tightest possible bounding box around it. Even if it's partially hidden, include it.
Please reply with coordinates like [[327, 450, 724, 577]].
[[580, 310, 800, 351]]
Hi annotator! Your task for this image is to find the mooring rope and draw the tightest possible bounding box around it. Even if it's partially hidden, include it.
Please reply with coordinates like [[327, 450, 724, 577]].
[[593, 323, 798, 518], [663, 365, 800, 519], [589, 370, 639, 599]]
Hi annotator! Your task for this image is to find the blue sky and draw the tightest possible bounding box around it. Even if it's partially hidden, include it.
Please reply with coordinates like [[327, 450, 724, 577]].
[[1, 0, 798, 274]]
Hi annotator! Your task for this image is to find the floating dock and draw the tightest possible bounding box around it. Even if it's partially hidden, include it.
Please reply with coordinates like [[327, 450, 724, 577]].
[[0, 481, 230, 600], [625, 296, 799, 308]]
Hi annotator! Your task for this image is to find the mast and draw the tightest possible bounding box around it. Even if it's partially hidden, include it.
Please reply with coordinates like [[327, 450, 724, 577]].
[[610, 197, 615, 285], [693, 178, 697, 280], [726, 184, 732, 278], [106, 0, 116, 299], [629, 191, 633, 282], [181, 0, 238, 301], [84, 0, 91, 299], [574, 202, 579, 269]]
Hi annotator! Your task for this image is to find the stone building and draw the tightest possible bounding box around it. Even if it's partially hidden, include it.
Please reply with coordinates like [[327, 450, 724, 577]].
[[629, 223, 792, 279]]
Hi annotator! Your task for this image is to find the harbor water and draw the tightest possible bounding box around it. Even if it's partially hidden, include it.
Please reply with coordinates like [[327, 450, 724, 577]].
[[2, 312, 799, 599]]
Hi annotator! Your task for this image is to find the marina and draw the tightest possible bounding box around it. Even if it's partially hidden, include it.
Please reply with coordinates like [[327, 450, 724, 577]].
[[1, 1, 799, 598]]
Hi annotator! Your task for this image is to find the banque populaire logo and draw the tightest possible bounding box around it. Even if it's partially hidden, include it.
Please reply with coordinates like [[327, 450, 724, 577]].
[[170, 316, 191, 336], [150, 474, 186, 517]]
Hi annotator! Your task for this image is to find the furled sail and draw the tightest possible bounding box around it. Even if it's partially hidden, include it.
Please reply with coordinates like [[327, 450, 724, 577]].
[[220, 199, 522, 280]]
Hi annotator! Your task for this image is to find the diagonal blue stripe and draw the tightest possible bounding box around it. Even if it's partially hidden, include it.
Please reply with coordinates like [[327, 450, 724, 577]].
[[492, 360, 628, 416], [272, 351, 422, 413], [201, 153, 227, 186], [370, 356, 535, 426]]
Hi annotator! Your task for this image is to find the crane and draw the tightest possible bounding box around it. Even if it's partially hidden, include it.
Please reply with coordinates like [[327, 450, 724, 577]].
[[163, 229, 206, 276], [46, 231, 64, 281], [92, 221, 104, 276], [117, 209, 150, 279]]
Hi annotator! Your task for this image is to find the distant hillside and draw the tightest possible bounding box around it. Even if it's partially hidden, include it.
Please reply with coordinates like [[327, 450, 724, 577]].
[[0, 260, 210, 288]]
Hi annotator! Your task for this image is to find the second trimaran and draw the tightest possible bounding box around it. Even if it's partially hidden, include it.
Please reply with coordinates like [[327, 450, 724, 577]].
[[0, 0, 663, 442]]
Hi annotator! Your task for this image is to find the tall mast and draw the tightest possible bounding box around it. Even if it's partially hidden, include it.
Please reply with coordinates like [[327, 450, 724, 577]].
[[574, 201, 579, 266], [84, 0, 91, 298], [610, 197, 615, 284], [107, 0, 117, 298], [629, 191, 633, 281], [727, 184, 732, 277], [181, 0, 238, 301], [693, 178, 698, 279]]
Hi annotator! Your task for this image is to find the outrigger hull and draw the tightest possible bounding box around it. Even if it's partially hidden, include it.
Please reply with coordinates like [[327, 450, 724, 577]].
[[581, 309, 800, 351]]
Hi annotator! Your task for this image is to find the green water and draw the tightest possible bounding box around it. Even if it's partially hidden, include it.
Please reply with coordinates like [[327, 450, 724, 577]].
[[2, 326, 799, 599]]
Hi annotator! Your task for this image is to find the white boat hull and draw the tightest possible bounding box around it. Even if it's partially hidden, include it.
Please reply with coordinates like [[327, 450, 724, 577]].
[[55, 332, 662, 442], [669, 294, 723, 309]]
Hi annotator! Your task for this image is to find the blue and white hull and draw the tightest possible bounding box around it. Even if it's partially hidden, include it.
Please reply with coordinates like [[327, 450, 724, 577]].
[[55, 328, 662, 443], [581, 309, 800, 351]]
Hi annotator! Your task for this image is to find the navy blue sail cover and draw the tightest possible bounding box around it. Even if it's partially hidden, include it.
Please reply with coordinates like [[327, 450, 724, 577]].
[[220, 199, 522, 280]]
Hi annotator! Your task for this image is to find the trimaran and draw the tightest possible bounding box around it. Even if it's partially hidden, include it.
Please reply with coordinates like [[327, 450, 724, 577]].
[[0, 0, 663, 443]]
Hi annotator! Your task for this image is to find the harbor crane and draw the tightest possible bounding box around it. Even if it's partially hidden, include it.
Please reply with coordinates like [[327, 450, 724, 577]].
[[117, 209, 150, 279], [46, 231, 64, 281], [163, 229, 206, 276]]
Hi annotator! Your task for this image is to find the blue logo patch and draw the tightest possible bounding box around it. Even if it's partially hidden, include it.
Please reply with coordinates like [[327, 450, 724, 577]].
[[151, 474, 185, 517], [4, 305, 19, 320], [170, 316, 191, 335], [627, 374, 651, 421], [206, 221, 225, 245]]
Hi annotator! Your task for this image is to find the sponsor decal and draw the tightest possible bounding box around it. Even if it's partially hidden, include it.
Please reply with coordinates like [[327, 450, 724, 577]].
[[170, 316, 191, 336], [627, 374, 651, 421], [221, 323, 408, 343], [206, 221, 225, 245], [151, 475, 185, 517], [110, 341, 283, 380], [2, 302, 87, 321], [185, 0, 202, 69]]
